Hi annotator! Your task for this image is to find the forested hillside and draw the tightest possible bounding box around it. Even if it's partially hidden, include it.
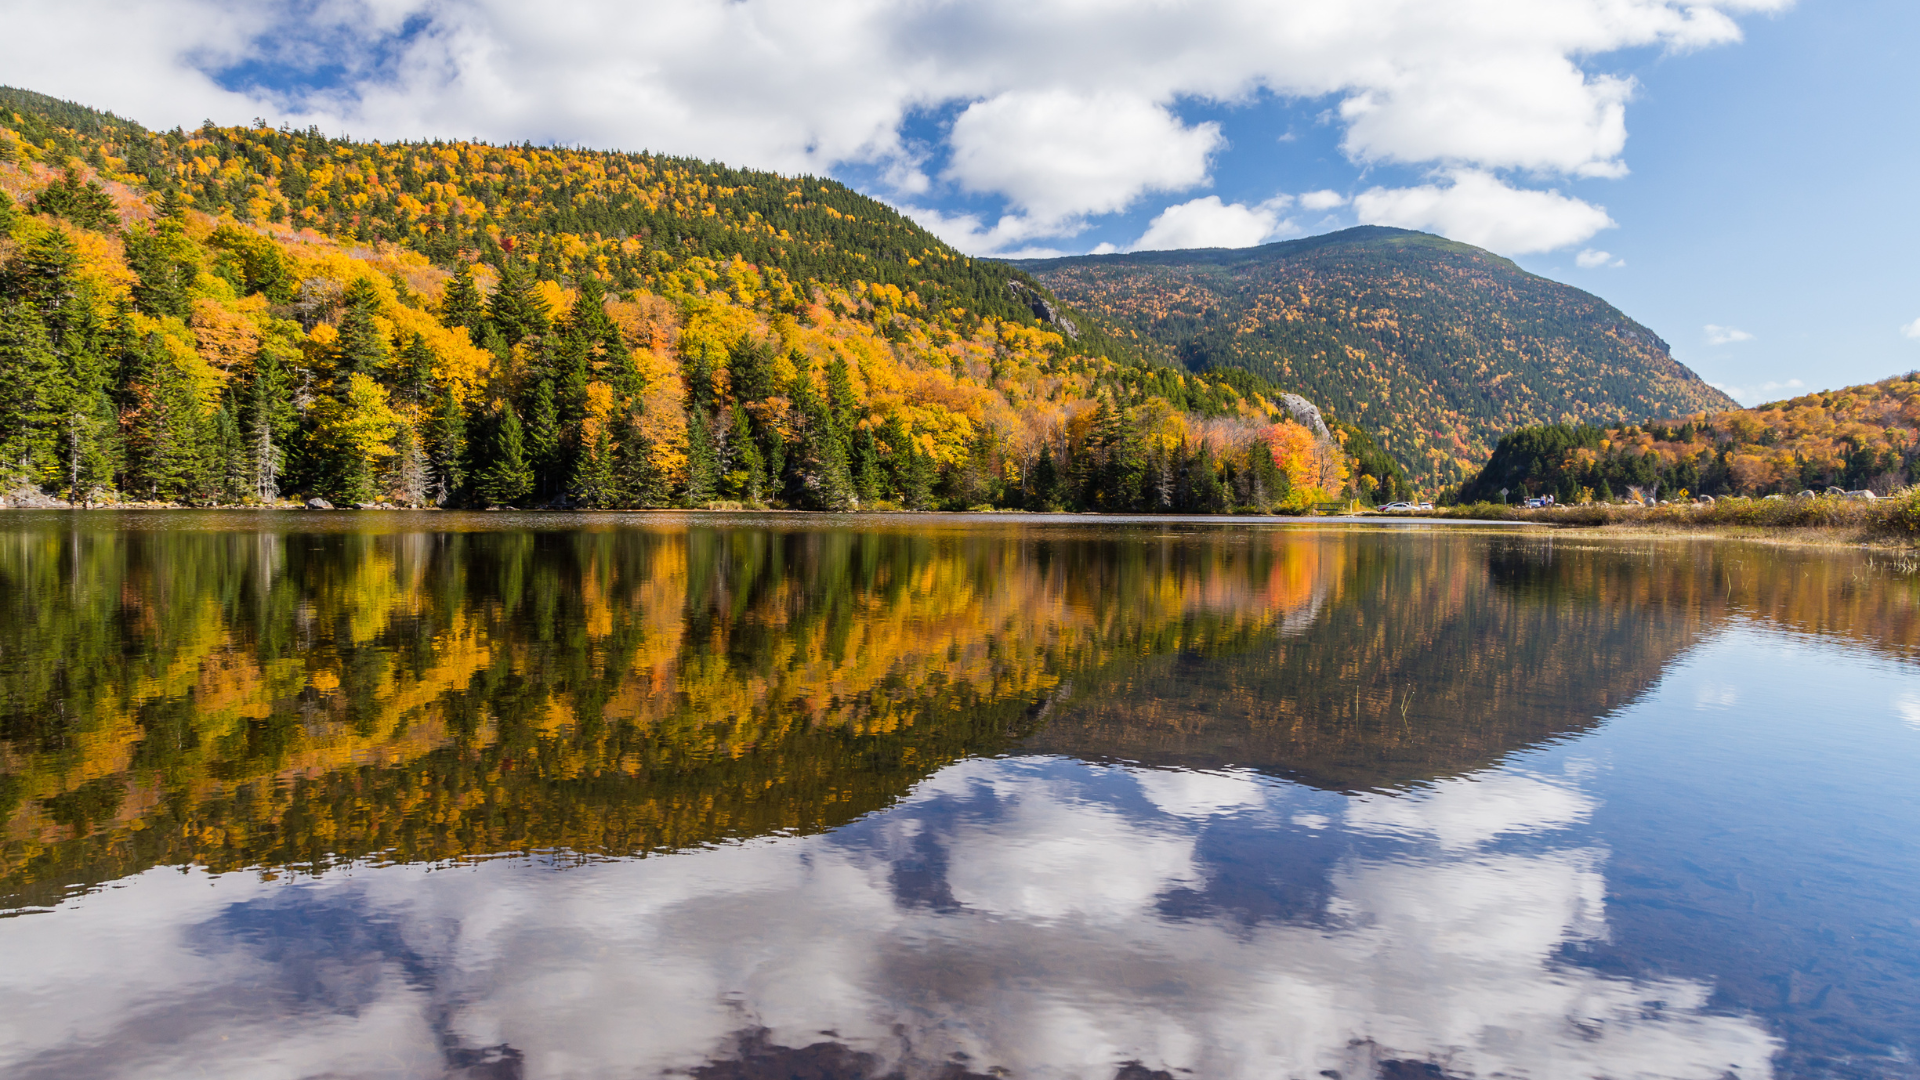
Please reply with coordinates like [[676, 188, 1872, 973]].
[[1019, 228, 1735, 490], [0, 87, 1381, 513], [1456, 374, 1920, 503]]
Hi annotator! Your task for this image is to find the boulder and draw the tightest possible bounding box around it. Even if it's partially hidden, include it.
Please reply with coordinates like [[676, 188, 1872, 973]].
[[2, 485, 66, 509], [1278, 393, 1334, 442], [305, 497, 334, 510]]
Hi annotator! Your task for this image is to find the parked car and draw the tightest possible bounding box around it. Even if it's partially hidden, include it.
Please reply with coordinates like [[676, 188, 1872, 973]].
[[1379, 502, 1416, 512]]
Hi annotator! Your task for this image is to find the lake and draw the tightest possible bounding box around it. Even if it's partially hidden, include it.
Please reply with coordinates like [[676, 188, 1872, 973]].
[[1, 512, 1917, 1080]]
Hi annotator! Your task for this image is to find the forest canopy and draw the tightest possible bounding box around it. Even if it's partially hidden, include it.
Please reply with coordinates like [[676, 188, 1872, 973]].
[[0, 87, 1391, 513]]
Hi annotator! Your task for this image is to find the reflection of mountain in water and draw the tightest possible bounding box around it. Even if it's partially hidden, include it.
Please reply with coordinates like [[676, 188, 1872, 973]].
[[0, 757, 1777, 1079], [1025, 537, 1724, 789]]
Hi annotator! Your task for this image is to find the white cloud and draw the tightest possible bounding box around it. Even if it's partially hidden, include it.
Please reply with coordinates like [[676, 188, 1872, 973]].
[[1351, 170, 1615, 255], [0, 0, 1789, 254], [1130, 195, 1299, 252], [1576, 248, 1624, 268], [1705, 324, 1755, 345], [1901, 317, 1920, 340], [1297, 190, 1347, 211], [945, 91, 1222, 226], [1708, 377, 1804, 405]]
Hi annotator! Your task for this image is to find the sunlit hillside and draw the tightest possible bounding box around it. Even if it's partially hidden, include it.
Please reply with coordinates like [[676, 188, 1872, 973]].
[[1019, 228, 1736, 490], [1457, 372, 1920, 503], [0, 87, 1394, 514]]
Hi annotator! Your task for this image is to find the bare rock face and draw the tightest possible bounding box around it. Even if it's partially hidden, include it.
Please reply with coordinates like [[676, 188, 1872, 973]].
[[305, 497, 334, 510], [2, 485, 65, 509], [1278, 393, 1334, 442], [1006, 280, 1079, 339]]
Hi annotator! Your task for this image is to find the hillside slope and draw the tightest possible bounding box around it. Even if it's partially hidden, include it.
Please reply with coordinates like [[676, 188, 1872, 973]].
[[1457, 374, 1920, 503], [0, 87, 1378, 513], [1018, 228, 1735, 489]]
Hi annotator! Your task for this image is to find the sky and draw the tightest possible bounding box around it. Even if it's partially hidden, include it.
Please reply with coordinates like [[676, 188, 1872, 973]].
[[0, 0, 1914, 405]]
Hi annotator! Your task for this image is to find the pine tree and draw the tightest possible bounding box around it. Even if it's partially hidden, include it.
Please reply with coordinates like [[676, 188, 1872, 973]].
[[487, 259, 550, 347], [722, 404, 764, 502], [1032, 441, 1060, 511], [390, 422, 429, 507], [125, 216, 193, 320], [573, 424, 615, 509], [524, 378, 562, 501], [397, 334, 436, 407], [613, 410, 668, 508], [427, 384, 467, 506], [682, 406, 717, 508], [238, 343, 292, 502], [476, 403, 532, 507], [440, 263, 486, 345], [334, 277, 388, 380], [0, 301, 64, 489]]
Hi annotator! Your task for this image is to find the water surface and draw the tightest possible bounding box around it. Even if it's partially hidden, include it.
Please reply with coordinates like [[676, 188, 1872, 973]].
[[1, 512, 1917, 1079]]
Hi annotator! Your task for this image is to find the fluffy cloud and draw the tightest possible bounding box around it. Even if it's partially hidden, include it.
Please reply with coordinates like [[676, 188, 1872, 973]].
[[1705, 324, 1756, 345], [1902, 317, 1920, 340], [0, 0, 1792, 254], [1130, 195, 1299, 251], [1576, 248, 1625, 268], [1351, 170, 1616, 255]]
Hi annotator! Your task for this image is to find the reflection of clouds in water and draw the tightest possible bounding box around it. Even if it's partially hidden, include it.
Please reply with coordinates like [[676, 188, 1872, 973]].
[[1346, 771, 1594, 850], [1696, 681, 1741, 710], [0, 759, 1776, 1080], [1896, 691, 1920, 730]]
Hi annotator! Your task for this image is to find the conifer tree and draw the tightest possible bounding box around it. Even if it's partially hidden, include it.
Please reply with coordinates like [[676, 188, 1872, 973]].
[[1031, 441, 1060, 511], [427, 384, 467, 505], [573, 425, 615, 509], [334, 278, 388, 379], [475, 403, 532, 507], [487, 259, 550, 347], [524, 378, 562, 501], [237, 343, 292, 502], [682, 406, 717, 507], [440, 263, 486, 345], [0, 300, 62, 488], [613, 410, 667, 508]]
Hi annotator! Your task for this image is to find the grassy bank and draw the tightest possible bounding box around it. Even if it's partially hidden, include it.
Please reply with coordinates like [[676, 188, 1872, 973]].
[[1416, 492, 1920, 545]]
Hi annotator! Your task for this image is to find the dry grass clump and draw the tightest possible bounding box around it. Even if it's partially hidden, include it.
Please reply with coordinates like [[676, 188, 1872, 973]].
[[1426, 490, 1920, 542]]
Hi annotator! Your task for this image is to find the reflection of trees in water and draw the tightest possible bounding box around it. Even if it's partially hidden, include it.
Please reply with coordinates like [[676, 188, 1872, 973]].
[[0, 521, 1322, 907], [1029, 536, 1920, 789]]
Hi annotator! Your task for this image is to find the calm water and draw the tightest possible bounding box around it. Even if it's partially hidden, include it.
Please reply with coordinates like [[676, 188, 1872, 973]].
[[1, 512, 1918, 1080]]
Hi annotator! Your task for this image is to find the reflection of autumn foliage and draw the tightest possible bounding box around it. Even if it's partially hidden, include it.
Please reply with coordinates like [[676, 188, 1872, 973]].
[[0, 521, 1328, 907]]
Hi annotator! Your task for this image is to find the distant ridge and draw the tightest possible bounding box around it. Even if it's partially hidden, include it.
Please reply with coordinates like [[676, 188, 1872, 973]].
[[1018, 227, 1735, 488]]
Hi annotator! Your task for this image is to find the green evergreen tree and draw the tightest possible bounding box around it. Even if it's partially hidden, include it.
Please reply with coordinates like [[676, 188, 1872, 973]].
[[30, 167, 117, 230], [475, 403, 532, 507], [487, 259, 550, 347], [1032, 441, 1060, 511], [524, 378, 562, 501], [334, 277, 388, 380], [613, 410, 668, 508], [573, 424, 616, 509], [427, 384, 467, 505], [440, 264, 486, 344], [682, 406, 718, 507], [0, 301, 63, 489], [125, 217, 194, 320]]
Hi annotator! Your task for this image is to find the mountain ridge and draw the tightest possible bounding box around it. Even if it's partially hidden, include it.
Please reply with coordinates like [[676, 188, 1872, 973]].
[[1018, 227, 1734, 489]]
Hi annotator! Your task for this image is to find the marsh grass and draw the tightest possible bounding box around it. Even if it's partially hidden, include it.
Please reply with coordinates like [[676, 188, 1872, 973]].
[[1423, 490, 1920, 543]]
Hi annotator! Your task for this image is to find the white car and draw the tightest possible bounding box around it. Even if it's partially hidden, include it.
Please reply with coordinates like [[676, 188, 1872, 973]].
[[1379, 502, 1416, 512]]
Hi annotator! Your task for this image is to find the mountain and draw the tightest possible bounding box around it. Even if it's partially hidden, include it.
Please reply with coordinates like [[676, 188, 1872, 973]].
[[0, 86, 1386, 513], [1017, 227, 1737, 490], [1455, 373, 1920, 503]]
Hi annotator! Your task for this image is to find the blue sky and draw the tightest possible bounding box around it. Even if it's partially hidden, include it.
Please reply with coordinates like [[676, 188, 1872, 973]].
[[1, 0, 1911, 404]]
